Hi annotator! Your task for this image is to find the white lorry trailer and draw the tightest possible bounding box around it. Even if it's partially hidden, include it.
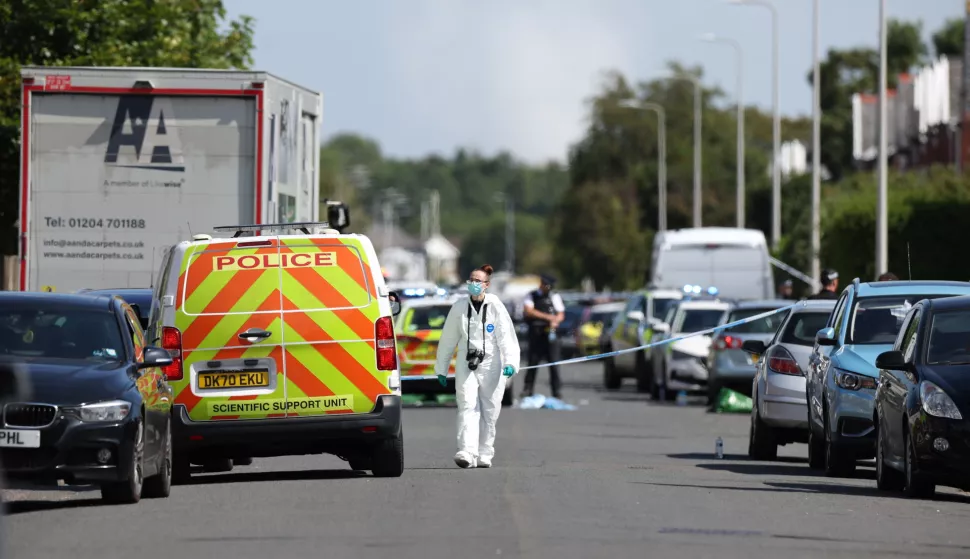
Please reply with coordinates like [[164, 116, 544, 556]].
[[17, 66, 323, 292]]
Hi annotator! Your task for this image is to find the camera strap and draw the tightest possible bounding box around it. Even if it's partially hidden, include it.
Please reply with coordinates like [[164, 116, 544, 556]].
[[466, 300, 488, 359]]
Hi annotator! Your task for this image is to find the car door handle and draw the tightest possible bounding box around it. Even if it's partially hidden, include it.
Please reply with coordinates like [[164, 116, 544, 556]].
[[239, 328, 272, 342]]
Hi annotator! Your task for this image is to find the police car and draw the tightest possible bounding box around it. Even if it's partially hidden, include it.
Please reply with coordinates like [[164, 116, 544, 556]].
[[604, 288, 683, 392], [395, 297, 459, 397]]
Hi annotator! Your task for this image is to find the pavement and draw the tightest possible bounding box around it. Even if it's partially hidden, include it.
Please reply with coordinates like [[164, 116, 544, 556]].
[[4, 363, 970, 559]]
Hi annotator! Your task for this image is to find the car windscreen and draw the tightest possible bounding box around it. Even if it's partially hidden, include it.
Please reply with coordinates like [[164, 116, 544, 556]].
[[723, 307, 788, 335], [679, 309, 725, 334], [0, 307, 125, 361], [849, 295, 947, 345], [781, 311, 831, 346], [651, 297, 678, 320], [926, 310, 970, 364], [405, 305, 451, 331]]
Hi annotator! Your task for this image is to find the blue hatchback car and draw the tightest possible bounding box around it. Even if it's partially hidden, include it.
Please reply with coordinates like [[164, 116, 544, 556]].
[[806, 279, 970, 477]]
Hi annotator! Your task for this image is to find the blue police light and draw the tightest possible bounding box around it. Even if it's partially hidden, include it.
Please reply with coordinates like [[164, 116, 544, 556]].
[[416, 288, 427, 296], [403, 288, 418, 296], [707, 286, 719, 296], [436, 288, 447, 296], [683, 284, 693, 293], [692, 285, 701, 294]]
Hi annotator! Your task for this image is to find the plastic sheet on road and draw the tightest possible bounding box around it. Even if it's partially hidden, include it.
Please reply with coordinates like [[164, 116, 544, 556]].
[[713, 388, 753, 414], [516, 394, 577, 410]]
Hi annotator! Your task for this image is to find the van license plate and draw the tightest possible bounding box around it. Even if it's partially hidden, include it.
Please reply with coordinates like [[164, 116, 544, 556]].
[[198, 370, 269, 389], [0, 429, 41, 448]]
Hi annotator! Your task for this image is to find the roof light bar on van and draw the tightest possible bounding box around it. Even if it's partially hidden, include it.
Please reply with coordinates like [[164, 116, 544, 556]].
[[213, 221, 331, 238]]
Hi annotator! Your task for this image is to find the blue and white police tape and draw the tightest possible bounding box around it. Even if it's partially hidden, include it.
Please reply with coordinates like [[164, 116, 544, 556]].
[[516, 300, 807, 371]]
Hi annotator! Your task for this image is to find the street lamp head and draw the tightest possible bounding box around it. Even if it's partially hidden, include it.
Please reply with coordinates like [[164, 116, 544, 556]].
[[618, 100, 640, 109], [698, 33, 717, 42]]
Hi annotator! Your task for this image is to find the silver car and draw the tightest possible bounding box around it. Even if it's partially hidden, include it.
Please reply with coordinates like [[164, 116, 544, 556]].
[[743, 300, 838, 460], [707, 299, 792, 404]]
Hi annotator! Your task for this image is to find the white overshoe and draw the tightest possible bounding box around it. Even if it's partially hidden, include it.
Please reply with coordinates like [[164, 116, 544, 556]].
[[477, 458, 492, 468], [454, 452, 477, 469]]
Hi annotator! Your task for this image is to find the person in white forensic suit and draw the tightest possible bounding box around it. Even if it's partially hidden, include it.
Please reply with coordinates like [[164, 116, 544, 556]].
[[434, 264, 521, 468]]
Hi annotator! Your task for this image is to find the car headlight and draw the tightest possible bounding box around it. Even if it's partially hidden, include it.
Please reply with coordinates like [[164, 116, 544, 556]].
[[73, 400, 132, 422], [834, 370, 877, 391], [920, 381, 963, 420]]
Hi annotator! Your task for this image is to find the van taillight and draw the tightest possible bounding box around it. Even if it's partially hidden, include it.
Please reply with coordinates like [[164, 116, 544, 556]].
[[375, 317, 397, 370], [715, 335, 742, 350], [161, 326, 184, 380]]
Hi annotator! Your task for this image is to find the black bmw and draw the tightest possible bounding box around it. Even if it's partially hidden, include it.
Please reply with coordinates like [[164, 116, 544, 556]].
[[874, 294, 970, 499], [0, 292, 174, 504]]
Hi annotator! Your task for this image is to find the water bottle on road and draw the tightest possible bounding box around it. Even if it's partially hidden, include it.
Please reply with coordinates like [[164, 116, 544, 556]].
[[676, 391, 688, 406], [715, 437, 724, 459]]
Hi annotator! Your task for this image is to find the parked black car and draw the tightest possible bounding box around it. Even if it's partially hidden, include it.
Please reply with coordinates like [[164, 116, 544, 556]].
[[874, 294, 970, 499], [0, 292, 174, 504], [77, 288, 152, 331]]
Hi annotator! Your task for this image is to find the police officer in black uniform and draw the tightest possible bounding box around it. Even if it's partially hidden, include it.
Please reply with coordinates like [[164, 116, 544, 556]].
[[521, 274, 566, 399], [809, 269, 839, 300]]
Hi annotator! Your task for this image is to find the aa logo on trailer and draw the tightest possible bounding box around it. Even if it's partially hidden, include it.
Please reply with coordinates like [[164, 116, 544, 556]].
[[104, 96, 185, 172]]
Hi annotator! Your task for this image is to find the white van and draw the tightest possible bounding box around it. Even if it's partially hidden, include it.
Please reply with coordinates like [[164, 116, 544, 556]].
[[650, 227, 773, 301]]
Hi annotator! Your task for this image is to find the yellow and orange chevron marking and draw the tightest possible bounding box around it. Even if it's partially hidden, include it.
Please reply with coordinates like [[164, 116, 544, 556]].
[[171, 237, 391, 421]]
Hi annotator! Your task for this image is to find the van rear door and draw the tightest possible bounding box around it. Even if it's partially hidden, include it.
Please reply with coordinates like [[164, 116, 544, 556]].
[[175, 238, 286, 421], [278, 237, 387, 416]]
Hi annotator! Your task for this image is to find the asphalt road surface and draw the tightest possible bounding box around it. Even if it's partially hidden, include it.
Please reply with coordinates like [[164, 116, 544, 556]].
[[4, 363, 970, 559]]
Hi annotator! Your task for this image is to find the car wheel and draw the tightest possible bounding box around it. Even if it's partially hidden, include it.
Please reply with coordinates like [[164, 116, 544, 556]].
[[650, 362, 662, 401], [370, 429, 404, 478], [824, 414, 856, 477], [903, 429, 936, 499], [603, 356, 622, 390], [143, 420, 173, 499], [875, 419, 904, 491], [634, 352, 652, 393], [101, 420, 145, 504], [748, 402, 778, 460], [707, 380, 722, 407], [501, 384, 514, 407], [233, 457, 254, 466]]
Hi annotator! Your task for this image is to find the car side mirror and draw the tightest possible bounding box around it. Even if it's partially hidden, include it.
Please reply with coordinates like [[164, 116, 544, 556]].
[[139, 346, 174, 369], [389, 291, 402, 316], [653, 322, 669, 334], [741, 340, 767, 355], [815, 327, 837, 346], [626, 310, 645, 323], [875, 350, 908, 371]]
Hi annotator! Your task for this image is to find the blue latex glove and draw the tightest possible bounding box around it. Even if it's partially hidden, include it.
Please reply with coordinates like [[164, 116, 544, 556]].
[[437, 374, 447, 387], [502, 365, 515, 377]]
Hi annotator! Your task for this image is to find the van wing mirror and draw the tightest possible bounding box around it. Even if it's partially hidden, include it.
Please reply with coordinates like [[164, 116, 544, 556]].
[[139, 346, 174, 369], [389, 291, 402, 316], [815, 327, 837, 346], [626, 310, 645, 323], [652, 322, 669, 334]]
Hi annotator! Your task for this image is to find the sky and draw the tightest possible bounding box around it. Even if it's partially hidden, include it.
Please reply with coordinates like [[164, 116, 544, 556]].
[[225, 0, 961, 164]]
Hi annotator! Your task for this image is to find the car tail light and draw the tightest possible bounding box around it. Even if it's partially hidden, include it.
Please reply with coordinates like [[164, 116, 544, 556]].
[[376, 317, 397, 370], [714, 335, 743, 350], [766, 345, 801, 376], [161, 326, 183, 380]]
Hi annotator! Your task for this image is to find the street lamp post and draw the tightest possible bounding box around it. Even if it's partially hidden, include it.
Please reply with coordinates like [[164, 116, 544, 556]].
[[810, 0, 821, 290], [700, 33, 745, 228], [729, 0, 780, 246], [493, 193, 515, 273], [621, 100, 668, 231], [876, 0, 888, 277], [662, 75, 703, 227]]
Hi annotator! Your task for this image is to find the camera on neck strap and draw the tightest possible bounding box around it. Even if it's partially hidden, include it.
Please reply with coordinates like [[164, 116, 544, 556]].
[[467, 348, 485, 371]]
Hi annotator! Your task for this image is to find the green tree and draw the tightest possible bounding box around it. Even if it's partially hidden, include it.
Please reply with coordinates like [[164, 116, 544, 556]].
[[0, 0, 255, 253], [932, 17, 964, 57]]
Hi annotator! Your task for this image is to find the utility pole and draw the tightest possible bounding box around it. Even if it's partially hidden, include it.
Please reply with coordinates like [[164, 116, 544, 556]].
[[875, 0, 888, 278], [810, 0, 821, 290], [959, 0, 970, 173], [505, 197, 515, 273]]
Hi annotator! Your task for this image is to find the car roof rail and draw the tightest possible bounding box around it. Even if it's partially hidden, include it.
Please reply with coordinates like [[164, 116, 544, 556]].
[[212, 221, 332, 238]]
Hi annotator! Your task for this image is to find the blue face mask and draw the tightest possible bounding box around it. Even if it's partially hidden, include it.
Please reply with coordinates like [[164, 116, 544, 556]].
[[467, 281, 485, 296]]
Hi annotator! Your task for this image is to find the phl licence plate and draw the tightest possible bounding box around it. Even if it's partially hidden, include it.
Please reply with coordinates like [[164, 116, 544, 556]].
[[198, 370, 270, 389], [0, 429, 41, 448]]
